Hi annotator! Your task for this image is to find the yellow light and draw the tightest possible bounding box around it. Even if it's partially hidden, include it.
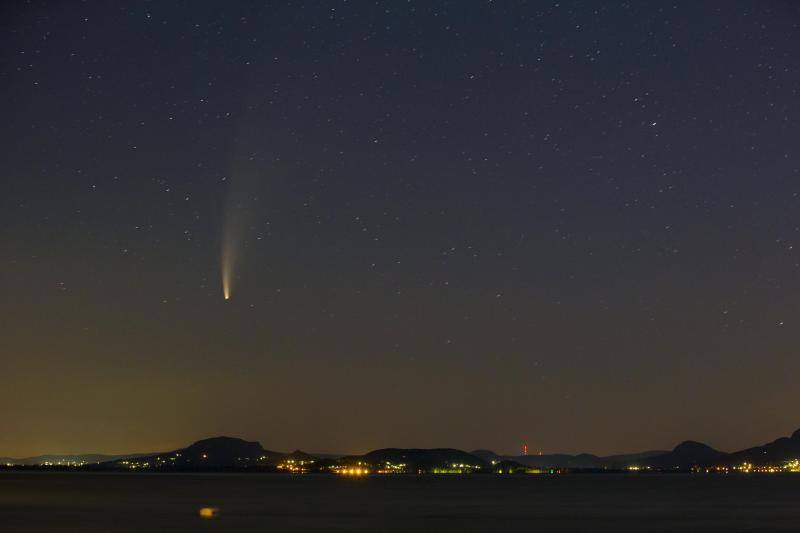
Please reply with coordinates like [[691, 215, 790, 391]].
[[198, 507, 219, 519]]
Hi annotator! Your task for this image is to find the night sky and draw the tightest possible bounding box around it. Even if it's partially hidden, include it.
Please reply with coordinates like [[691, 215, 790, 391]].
[[2, 1, 800, 458]]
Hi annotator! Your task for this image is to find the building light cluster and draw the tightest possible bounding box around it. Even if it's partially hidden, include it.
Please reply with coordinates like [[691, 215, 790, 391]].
[[40, 460, 89, 467], [14, 447, 800, 475], [277, 459, 316, 473], [495, 466, 555, 474], [692, 460, 800, 474], [697, 465, 732, 474], [119, 460, 153, 470], [430, 463, 483, 474], [732, 462, 782, 473], [335, 467, 370, 476], [375, 461, 407, 474], [120, 454, 182, 470], [329, 460, 370, 475]]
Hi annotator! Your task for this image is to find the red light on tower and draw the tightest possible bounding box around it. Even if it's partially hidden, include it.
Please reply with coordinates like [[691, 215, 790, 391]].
[[522, 444, 528, 456]]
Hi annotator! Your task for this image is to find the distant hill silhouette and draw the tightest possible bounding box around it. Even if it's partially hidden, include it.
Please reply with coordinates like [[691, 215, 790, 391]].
[[645, 429, 800, 469], [101, 436, 283, 470], [356, 448, 487, 470], [729, 429, 800, 465], [180, 436, 271, 464], [515, 453, 604, 469], [9, 428, 800, 471], [601, 451, 670, 469], [98, 442, 488, 473], [470, 449, 503, 464], [282, 450, 318, 462], [646, 441, 730, 469], [492, 459, 540, 473], [471, 450, 666, 469]]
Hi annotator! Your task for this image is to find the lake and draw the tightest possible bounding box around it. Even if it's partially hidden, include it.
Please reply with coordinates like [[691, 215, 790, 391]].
[[2, 472, 799, 531]]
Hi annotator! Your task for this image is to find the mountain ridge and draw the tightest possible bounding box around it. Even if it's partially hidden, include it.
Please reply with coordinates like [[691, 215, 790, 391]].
[[6, 428, 800, 470]]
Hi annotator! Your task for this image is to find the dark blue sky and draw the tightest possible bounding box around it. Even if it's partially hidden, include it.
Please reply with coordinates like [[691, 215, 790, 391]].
[[2, 1, 799, 457]]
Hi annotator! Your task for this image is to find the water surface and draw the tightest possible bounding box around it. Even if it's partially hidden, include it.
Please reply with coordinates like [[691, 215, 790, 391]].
[[2, 472, 799, 531]]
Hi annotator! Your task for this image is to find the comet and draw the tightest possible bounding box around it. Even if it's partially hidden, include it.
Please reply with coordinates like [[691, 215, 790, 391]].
[[220, 190, 240, 301], [220, 159, 264, 301], [221, 227, 234, 301]]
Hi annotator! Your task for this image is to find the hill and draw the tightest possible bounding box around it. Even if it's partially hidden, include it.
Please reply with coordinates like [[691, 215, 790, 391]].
[[493, 450, 667, 469], [644, 429, 800, 469], [102, 436, 283, 470], [10, 427, 799, 472], [352, 448, 487, 472], [646, 441, 730, 469], [470, 449, 503, 464], [729, 429, 800, 465]]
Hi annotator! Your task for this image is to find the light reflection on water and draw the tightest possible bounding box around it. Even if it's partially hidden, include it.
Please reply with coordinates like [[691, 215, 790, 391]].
[[198, 507, 219, 519]]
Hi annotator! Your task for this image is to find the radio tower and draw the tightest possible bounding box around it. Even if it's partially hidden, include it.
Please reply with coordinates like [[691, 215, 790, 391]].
[[522, 444, 528, 456]]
